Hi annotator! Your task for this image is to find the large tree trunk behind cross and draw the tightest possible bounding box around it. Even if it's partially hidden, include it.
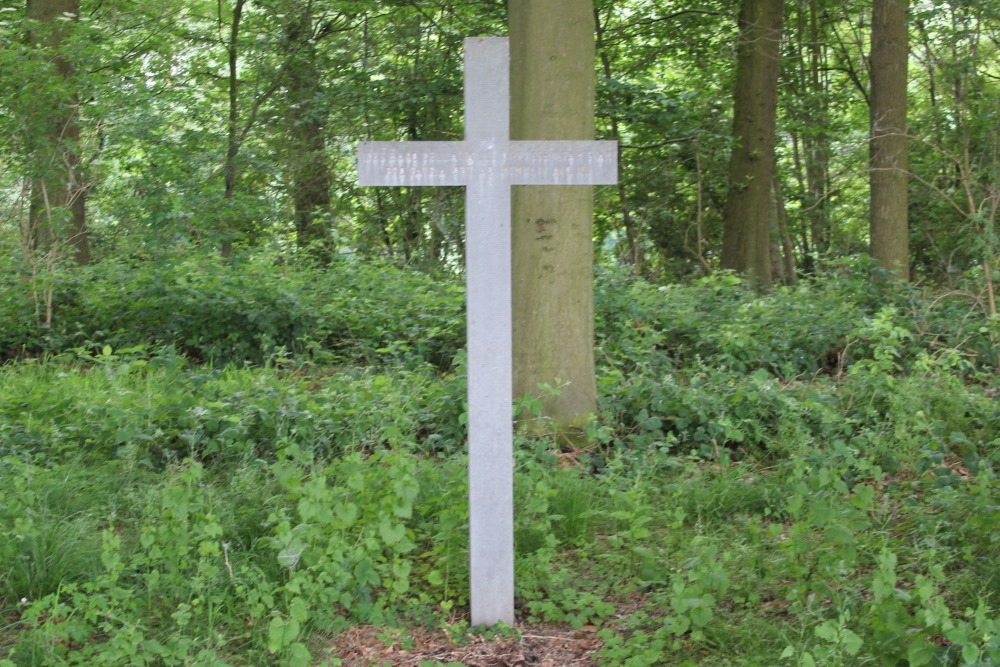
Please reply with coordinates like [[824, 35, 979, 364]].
[[509, 0, 598, 438]]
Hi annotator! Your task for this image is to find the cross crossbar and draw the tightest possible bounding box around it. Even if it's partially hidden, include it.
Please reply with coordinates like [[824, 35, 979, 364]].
[[358, 140, 616, 187]]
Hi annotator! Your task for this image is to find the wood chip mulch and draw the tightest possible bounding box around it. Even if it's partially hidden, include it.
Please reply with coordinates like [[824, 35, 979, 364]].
[[325, 623, 603, 666]]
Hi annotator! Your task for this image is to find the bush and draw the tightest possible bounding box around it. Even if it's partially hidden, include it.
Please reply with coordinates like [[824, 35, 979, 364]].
[[595, 258, 997, 379], [0, 254, 465, 369], [0, 348, 468, 465]]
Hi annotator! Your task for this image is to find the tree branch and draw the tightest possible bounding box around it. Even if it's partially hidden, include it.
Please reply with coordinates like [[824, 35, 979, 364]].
[[639, 9, 726, 25]]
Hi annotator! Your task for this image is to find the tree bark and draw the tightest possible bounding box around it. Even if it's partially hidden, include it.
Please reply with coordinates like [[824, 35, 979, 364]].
[[802, 0, 831, 260], [284, 1, 332, 254], [26, 0, 90, 266], [720, 0, 784, 287], [510, 0, 598, 437], [773, 172, 796, 283], [221, 0, 246, 258], [870, 0, 910, 280], [595, 5, 641, 271]]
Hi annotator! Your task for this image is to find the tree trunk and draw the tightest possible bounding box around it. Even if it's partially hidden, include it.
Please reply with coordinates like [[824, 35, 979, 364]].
[[720, 0, 784, 287], [595, 5, 641, 271], [773, 173, 796, 283], [870, 0, 910, 280], [510, 0, 598, 438], [221, 0, 246, 258], [284, 1, 332, 255], [802, 0, 831, 260], [26, 0, 89, 266]]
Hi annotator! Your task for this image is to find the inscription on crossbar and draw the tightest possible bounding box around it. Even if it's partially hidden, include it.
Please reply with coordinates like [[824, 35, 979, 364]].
[[359, 143, 616, 186]]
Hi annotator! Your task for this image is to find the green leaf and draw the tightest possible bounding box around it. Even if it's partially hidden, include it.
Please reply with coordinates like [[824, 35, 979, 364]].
[[267, 616, 300, 653], [666, 614, 690, 636], [334, 501, 358, 528], [800, 652, 816, 667], [907, 638, 935, 666], [841, 629, 863, 656], [379, 518, 406, 546], [353, 558, 381, 587], [642, 415, 663, 431], [289, 597, 308, 624], [814, 621, 837, 642], [392, 559, 411, 594], [287, 642, 312, 667], [826, 523, 855, 546], [689, 604, 713, 628], [961, 642, 980, 664], [392, 477, 419, 518], [850, 484, 875, 509]]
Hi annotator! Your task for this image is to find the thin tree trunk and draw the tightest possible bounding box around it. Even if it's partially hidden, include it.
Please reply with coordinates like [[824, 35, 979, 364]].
[[720, 0, 785, 287], [26, 0, 89, 265], [914, 18, 946, 183], [510, 0, 598, 438], [221, 0, 246, 258], [773, 173, 796, 283], [285, 1, 332, 255], [790, 131, 816, 273], [402, 25, 424, 261], [869, 0, 910, 280], [595, 5, 641, 271], [803, 0, 831, 258]]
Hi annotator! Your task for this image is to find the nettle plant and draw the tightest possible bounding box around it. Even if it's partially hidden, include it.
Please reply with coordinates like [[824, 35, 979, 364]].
[[2, 443, 466, 666]]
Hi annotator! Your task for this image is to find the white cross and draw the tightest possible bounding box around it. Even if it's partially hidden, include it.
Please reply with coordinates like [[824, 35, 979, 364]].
[[357, 36, 617, 627]]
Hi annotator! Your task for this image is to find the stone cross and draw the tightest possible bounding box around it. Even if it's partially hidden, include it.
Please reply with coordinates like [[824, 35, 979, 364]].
[[357, 36, 617, 626]]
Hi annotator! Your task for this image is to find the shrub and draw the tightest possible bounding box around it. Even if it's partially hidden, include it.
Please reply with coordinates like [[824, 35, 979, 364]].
[[0, 254, 465, 369]]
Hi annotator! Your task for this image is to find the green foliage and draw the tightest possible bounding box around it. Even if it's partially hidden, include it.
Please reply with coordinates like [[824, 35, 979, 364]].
[[594, 261, 997, 462], [5, 4, 1000, 663], [2, 446, 469, 665], [596, 258, 997, 378], [2, 261, 998, 666], [0, 459, 106, 605], [0, 347, 466, 464], [0, 254, 464, 369], [2, 0, 999, 282]]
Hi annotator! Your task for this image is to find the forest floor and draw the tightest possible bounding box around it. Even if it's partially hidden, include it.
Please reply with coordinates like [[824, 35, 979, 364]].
[[326, 622, 603, 666]]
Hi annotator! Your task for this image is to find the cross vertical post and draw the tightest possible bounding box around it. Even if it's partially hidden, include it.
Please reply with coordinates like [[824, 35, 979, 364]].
[[464, 38, 515, 628], [357, 36, 617, 627]]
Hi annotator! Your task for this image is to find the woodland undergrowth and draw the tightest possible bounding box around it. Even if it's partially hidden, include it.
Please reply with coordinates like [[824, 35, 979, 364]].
[[0, 255, 997, 666]]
